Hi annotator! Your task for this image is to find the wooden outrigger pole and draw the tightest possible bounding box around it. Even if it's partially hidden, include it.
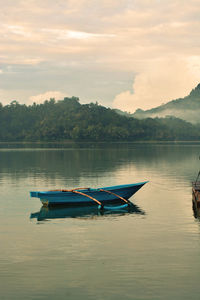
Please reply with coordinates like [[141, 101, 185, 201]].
[[72, 189, 131, 209], [99, 189, 131, 206], [49, 187, 130, 210], [71, 190, 104, 209]]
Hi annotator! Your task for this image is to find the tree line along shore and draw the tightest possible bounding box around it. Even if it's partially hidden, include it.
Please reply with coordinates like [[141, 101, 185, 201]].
[[0, 97, 200, 142]]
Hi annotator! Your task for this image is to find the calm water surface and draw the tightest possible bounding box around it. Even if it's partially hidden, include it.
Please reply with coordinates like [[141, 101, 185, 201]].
[[1, 142, 200, 300]]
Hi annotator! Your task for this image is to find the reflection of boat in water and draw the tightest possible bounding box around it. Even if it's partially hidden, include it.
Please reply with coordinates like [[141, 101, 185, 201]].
[[30, 182, 148, 209], [30, 203, 145, 221]]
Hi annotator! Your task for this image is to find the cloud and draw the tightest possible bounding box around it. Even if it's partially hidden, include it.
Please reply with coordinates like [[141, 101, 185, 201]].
[[29, 91, 67, 104], [0, 0, 200, 106], [5, 25, 31, 37], [42, 28, 115, 40], [112, 57, 200, 113], [1, 0, 200, 69]]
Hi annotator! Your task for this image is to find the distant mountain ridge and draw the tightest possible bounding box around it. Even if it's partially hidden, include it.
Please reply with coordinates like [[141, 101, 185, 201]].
[[132, 83, 200, 123]]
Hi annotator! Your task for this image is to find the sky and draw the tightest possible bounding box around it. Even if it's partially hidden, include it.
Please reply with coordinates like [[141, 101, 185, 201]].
[[1, 0, 200, 112]]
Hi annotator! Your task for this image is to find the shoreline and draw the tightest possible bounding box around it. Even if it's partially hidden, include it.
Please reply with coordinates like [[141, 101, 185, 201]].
[[0, 140, 200, 145]]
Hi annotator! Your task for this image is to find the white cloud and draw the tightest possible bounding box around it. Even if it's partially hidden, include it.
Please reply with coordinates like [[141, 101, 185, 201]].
[[29, 91, 67, 104], [112, 57, 200, 113], [64, 30, 115, 40], [5, 25, 31, 37], [42, 28, 115, 40]]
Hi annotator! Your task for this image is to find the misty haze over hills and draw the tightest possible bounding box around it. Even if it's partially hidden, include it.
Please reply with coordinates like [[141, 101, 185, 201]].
[[130, 83, 200, 124]]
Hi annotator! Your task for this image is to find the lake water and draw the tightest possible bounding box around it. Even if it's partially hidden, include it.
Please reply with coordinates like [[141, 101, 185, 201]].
[[1, 142, 200, 300]]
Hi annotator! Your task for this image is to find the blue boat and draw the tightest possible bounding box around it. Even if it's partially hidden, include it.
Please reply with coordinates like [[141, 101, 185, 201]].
[[30, 181, 148, 209]]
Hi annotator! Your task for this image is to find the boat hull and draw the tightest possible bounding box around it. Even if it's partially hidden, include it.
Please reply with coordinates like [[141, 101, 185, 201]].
[[30, 182, 147, 206]]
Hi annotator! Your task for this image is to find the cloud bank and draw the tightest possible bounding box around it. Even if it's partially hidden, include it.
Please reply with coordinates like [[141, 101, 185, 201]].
[[0, 0, 200, 109], [113, 57, 200, 112]]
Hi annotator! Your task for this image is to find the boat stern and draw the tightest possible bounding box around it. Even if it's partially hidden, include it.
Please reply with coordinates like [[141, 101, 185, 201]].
[[30, 191, 39, 198]]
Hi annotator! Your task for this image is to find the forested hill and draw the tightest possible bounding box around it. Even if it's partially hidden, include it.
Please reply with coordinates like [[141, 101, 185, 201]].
[[0, 97, 200, 141], [133, 83, 200, 123]]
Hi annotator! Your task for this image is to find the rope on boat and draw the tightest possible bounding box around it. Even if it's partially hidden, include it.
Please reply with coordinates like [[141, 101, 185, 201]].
[[49, 188, 90, 192], [99, 189, 131, 206]]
